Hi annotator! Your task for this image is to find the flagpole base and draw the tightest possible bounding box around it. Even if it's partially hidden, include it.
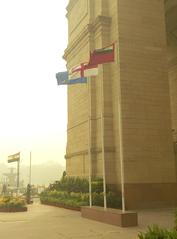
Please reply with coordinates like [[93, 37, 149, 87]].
[[81, 206, 138, 227]]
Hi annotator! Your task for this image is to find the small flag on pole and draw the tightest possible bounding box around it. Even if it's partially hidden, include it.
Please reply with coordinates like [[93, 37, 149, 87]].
[[56, 62, 98, 85], [89, 43, 115, 65], [56, 71, 68, 85], [8, 152, 20, 163], [71, 63, 98, 78], [83, 63, 98, 77], [56, 71, 87, 85]]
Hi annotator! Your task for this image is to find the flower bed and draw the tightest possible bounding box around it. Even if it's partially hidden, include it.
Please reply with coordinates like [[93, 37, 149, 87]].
[[0, 207, 27, 212], [40, 190, 121, 210], [40, 177, 122, 211], [40, 191, 87, 211], [41, 201, 80, 211], [0, 196, 27, 213]]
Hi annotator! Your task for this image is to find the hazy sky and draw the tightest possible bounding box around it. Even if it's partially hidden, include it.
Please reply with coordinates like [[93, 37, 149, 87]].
[[0, 0, 69, 166]]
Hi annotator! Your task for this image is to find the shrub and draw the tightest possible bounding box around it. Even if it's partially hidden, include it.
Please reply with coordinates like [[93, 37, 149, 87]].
[[138, 225, 177, 239], [40, 190, 121, 209], [175, 209, 177, 230], [40, 176, 122, 209], [48, 177, 114, 194], [92, 180, 104, 193], [0, 196, 26, 209], [49, 177, 89, 193], [91, 191, 121, 208], [107, 191, 122, 209]]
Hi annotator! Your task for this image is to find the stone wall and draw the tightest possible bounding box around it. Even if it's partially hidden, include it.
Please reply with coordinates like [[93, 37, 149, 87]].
[[64, 0, 177, 209]]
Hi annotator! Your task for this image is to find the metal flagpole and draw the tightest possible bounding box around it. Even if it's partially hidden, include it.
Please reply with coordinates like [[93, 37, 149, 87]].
[[115, 1, 125, 211], [116, 42, 125, 212], [28, 151, 32, 204], [17, 160, 20, 194], [101, 112, 107, 210], [118, 102, 125, 212], [29, 151, 32, 185], [88, 78, 92, 207], [100, 66, 107, 210]]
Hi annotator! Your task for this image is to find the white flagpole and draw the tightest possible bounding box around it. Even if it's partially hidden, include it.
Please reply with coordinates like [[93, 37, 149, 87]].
[[88, 78, 92, 207], [118, 103, 125, 212], [17, 160, 20, 195], [101, 112, 107, 209], [100, 65, 107, 210], [29, 151, 32, 185], [16, 152, 20, 195], [116, 42, 125, 212]]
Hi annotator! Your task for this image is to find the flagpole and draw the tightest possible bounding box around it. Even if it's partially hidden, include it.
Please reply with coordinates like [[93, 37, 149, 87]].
[[86, 42, 115, 210], [101, 111, 107, 210], [116, 42, 125, 212], [29, 151, 32, 185], [118, 103, 125, 212], [100, 66, 107, 210], [88, 78, 92, 207], [17, 159, 20, 195]]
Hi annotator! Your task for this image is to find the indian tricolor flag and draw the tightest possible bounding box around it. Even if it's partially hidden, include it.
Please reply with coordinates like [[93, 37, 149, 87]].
[[89, 43, 115, 65], [8, 152, 20, 163]]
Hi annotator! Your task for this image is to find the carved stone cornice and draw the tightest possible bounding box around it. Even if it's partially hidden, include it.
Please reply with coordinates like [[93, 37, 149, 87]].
[[63, 24, 92, 60], [66, 0, 79, 13], [63, 15, 111, 60], [67, 114, 113, 131], [65, 146, 115, 159], [92, 15, 111, 34]]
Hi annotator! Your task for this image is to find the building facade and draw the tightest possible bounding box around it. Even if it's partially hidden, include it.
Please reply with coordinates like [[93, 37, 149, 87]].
[[64, 0, 177, 209]]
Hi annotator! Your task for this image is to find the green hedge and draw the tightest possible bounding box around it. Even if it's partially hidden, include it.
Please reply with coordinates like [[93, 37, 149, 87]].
[[40, 176, 121, 209], [48, 177, 105, 193], [40, 190, 121, 209]]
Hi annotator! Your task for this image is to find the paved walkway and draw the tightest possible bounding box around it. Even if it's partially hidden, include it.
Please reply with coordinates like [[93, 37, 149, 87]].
[[0, 202, 175, 239]]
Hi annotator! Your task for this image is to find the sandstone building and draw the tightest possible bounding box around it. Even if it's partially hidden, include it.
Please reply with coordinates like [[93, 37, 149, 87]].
[[63, 0, 177, 209]]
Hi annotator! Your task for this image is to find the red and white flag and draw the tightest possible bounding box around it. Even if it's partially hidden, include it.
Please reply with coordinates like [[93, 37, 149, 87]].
[[70, 62, 98, 78], [89, 43, 115, 65]]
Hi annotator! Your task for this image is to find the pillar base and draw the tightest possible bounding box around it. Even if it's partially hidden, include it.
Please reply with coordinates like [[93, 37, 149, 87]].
[[124, 183, 177, 209]]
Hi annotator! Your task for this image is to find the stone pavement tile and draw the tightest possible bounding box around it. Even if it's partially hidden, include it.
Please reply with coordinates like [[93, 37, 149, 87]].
[[0, 204, 175, 239]]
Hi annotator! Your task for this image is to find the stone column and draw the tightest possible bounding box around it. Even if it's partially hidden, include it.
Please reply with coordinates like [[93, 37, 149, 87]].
[[115, 0, 177, 208], [166, 0, 177, 178]]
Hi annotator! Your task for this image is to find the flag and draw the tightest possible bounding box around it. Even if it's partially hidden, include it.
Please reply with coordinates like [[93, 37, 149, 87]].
[[56, 71, 68, 85], [56, 71, 87, 85], [71, 63, 98, 78], [89, 43, 115, 65], [83, 63, 98, 77], [8, 152, 20, 163], [56, 61, 98, 86]]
